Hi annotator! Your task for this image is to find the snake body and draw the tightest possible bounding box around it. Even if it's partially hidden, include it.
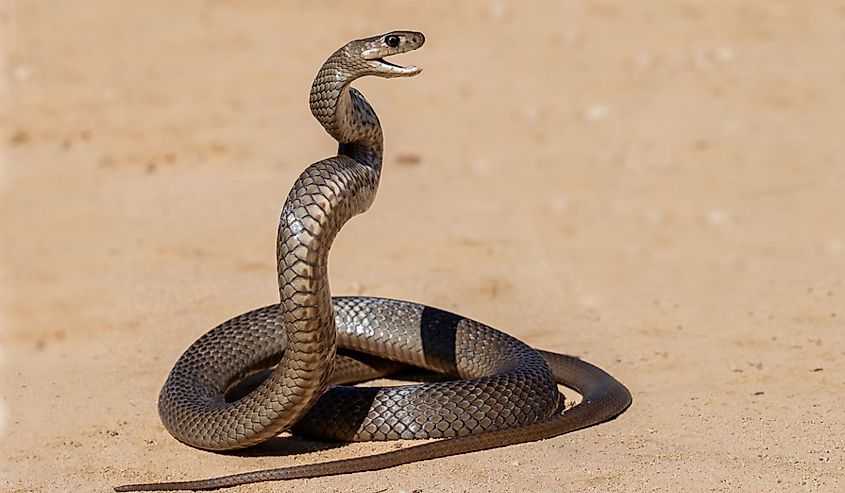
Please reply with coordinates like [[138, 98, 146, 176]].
[[116, 31, 631, 492]]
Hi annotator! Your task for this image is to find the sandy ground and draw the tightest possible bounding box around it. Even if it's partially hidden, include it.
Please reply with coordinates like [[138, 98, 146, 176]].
[[2, 1, 844, 492]]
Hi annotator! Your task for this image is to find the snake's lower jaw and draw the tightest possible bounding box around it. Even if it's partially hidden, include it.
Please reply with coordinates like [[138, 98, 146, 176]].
[[373, 61, 422, 77], [399, 65, 422, 77]]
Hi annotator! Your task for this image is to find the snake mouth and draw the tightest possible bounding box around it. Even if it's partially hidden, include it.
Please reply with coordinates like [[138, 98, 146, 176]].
[[359, 31, 425, 77], [372, 56, 422, 76]]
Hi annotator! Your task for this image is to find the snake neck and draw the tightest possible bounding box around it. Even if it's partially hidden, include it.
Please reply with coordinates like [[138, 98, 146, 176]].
[[263, 49, 386, 429], [227, 45, 389, 440], [310, 47, 384, 173]]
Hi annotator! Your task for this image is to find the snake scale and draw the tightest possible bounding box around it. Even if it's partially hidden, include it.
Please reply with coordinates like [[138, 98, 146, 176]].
[[116, 31, 631, 492]]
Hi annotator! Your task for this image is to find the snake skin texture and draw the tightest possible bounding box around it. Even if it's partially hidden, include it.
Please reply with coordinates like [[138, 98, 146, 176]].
[[116, 31, 632, 492]]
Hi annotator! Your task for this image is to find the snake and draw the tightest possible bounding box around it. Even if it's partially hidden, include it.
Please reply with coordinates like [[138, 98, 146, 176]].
[[115, 31, 632, 492]]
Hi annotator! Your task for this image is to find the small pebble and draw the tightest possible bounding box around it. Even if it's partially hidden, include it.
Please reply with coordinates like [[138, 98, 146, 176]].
[[487, 1, 507, 22], [9, 129, 29, 145], [645, 208, 664, 224], [633, 52, 653, 71], [396, 153, 421, 166], [12, 64, 31, 82], [520, 104, 540, 124], [705, 209, 730, 226], [714, 47, 734, 62], [824, 238, 843, 254], [564, 29, 582, 47], [548, 198, 569, 214], [578, 295, 601, 308], [583, 104, 610, 122], [470, 158, 492, 174]]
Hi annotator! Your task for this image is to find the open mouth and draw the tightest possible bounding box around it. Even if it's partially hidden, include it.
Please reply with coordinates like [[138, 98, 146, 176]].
[[373, 55, 421, 75], [375, 57, 403, 68]]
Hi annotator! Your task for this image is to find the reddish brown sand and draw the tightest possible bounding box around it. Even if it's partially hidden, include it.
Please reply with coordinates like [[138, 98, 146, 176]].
[[2, 2, 844, 492]]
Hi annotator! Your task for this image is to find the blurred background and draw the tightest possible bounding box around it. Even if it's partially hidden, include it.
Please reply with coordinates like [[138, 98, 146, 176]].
[[2, 1, 844, 491]]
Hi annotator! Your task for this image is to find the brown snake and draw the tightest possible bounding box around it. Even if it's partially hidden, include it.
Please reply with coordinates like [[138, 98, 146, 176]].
[[115, 31, 631, 492]]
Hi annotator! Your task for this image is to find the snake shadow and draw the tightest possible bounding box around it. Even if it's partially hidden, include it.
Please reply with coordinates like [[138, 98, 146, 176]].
[[221, 434, 345, 457]]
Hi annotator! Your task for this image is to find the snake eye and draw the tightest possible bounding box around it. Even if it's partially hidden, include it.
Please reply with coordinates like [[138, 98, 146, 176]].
[[385, 35, 400, 48]]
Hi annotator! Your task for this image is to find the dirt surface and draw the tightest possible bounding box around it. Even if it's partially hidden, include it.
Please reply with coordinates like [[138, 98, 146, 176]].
[[2, 1, 844, 492]]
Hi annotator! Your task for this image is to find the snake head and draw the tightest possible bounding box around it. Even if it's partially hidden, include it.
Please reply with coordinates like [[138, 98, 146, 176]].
[[357, 31, 425, 77]]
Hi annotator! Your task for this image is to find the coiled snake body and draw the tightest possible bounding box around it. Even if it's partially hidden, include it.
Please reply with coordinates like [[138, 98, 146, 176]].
[[116, 31, 631, 492]]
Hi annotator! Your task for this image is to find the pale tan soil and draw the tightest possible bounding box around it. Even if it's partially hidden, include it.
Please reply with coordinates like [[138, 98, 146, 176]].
[[2, 1, 844, 492]]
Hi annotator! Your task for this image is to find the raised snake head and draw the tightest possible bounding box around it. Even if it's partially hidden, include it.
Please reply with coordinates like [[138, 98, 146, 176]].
[[352, 30, 425, 77]]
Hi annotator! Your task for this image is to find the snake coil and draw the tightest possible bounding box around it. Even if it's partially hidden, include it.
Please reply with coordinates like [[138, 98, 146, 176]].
[[116, 31, 631, 492]]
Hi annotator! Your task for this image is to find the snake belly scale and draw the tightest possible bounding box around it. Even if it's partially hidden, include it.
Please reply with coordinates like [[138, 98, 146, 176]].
[[116, 31, 631, 492]]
